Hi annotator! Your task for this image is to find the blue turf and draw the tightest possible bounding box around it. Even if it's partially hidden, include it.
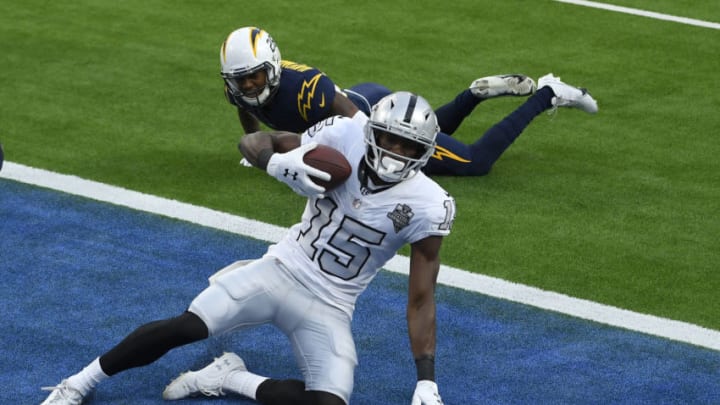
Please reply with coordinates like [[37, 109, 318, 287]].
[[1, 179, 718, 404]]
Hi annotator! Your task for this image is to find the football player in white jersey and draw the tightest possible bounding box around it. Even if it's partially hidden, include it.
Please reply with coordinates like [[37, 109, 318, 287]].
[[40, 91, 454, 405]]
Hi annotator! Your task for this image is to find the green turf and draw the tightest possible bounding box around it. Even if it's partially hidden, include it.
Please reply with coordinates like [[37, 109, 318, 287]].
[[2, 1, 719, 331]]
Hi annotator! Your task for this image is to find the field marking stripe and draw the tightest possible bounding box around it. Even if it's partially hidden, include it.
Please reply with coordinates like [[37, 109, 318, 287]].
[[3, 161, 719, 352], [553, 0, 720, 30]]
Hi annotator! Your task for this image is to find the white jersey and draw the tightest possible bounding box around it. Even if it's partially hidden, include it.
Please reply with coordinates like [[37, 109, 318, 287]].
[[266, 114, 456, 317]]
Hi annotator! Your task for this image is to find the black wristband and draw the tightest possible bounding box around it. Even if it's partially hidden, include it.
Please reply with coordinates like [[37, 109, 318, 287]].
[[415, 355, 435, 381], [256, 149, 275, 170]]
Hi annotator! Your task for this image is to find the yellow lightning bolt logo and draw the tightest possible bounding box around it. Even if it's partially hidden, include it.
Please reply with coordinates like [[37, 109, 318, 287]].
[[248, 27, 263, 57], [298, 73, 324, 121], [431, 145, 471, 162], [221, 27, 263, 63]]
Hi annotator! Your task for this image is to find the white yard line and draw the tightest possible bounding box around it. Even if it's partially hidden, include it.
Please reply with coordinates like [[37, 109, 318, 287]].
[[553, 0, 720, 30], [3, 161, 719, 352]]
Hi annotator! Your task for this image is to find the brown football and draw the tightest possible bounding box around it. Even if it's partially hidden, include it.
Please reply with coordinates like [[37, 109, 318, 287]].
[[303, 144, 352, 190]]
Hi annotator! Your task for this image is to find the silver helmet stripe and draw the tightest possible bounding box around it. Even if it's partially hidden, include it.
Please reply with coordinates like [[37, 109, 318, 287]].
[[403, 94, 418, 123]]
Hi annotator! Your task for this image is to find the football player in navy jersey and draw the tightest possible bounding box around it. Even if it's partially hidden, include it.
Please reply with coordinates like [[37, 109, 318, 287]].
[[222, 26, 541, 177], [40, 92, 454, 405]]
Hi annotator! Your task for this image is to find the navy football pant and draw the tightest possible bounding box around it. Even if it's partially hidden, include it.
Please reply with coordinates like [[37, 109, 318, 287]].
[[345, 83, 554, 177]]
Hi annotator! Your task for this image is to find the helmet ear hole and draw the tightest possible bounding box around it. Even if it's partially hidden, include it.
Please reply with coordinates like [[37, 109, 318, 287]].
[[220, 27, 282, 106]]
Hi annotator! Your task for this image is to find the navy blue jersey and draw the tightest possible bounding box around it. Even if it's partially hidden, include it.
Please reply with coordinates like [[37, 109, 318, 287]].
[[226, 60, 337, 133]]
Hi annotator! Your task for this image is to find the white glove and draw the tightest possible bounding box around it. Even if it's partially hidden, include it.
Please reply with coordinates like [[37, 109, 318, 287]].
[[266, 142, 331, 198], [411, 380, 443, 405], [239, 157, 253, 167]]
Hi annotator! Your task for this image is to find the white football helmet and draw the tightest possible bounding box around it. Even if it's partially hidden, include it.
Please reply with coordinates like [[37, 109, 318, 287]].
[[220, 27, 282, 106], [364, 91, 439, 182]]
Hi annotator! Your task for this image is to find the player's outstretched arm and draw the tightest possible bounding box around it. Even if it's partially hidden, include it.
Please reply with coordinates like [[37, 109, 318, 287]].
[[238, 130, 300, 167], [239, 131, 330, 198], [408, 235, 445, 405]]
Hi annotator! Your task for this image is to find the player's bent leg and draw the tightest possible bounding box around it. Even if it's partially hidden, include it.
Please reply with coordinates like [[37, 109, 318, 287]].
[[434, 74, 536, 135], [424, 88, 555, 177], [433, 90, 481, 135], [40, 312, 208, 404], [464, 87, 555, 175], [102, 259, 284, 377], [189, 258, 286, 336], [256, 379, 346, 405], [423, 133, 478, 176], [272, 285, 356, 404], [99, 311, 209, 375], [256, 379, 306, 404]]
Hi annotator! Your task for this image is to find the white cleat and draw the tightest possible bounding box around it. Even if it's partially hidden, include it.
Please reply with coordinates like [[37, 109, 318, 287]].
[[163, 352, 247, 400], [538, 73, 598, 114], [470, 74, 537, 98], [40, 380, 84, 405]]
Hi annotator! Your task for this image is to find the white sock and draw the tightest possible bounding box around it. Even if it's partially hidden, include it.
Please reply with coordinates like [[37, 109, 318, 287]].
[[223, 370, 268, 400], [66, 357, 109, 396]]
